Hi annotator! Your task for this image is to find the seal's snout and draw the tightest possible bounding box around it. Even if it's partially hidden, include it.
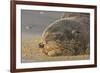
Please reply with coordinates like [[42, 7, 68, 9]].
[[38, 42, 44, 48]]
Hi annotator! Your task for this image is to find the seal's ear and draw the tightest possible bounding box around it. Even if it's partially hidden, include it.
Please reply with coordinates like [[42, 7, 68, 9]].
[[38, 42, 44, 48]]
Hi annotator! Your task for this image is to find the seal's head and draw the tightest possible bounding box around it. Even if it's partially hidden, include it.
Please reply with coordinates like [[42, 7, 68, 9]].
[[39, 17, 89, 56]]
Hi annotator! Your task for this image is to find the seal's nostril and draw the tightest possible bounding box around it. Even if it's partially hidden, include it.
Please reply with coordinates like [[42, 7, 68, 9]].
[[39, 43, 44, 48]]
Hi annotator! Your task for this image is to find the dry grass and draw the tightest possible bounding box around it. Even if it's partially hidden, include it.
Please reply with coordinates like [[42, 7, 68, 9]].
[[21, 36, 90, 63]]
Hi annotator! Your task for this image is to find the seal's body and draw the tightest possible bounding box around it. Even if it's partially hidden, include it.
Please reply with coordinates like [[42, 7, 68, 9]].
[[39, 14, 90, 56]]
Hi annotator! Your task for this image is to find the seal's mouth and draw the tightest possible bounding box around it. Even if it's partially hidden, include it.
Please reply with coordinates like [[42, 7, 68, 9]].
[[38, 40, 81, 56]]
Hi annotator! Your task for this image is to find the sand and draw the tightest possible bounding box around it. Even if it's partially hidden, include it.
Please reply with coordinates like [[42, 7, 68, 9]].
[[21, 35, 90, 63]]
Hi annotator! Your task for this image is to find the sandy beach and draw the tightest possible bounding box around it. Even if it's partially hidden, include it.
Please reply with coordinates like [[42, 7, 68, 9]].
[[21, 36, 90, 63]]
